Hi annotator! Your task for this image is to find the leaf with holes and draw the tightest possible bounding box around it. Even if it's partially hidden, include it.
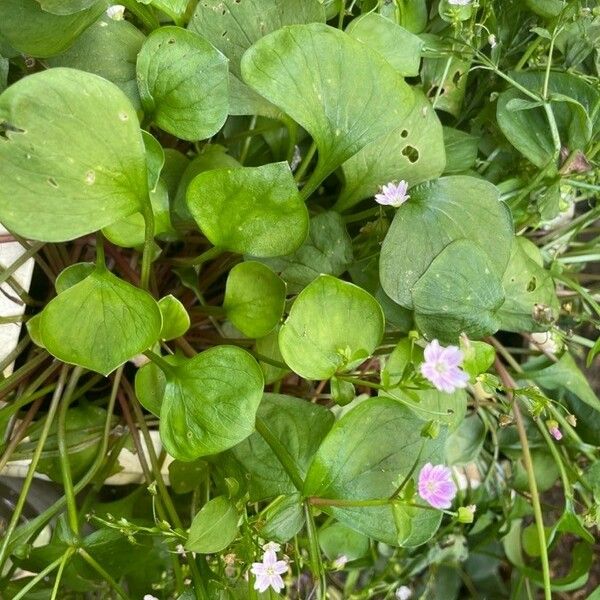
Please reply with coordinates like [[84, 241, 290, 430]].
[[186, 162, 308, 257], [137, 26, 229, 141], [278, 275, 384, 380], [39, 267, 162, 376], [380, 176, 513, 308], [241, 23, 415, 190], [159, 346, 264, 461], [337, 90, 445, 211], [0, 68, 148, 242]]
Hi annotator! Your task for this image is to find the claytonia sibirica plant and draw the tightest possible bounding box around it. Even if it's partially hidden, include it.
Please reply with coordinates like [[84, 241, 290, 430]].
[[0, 1, 598, 599]]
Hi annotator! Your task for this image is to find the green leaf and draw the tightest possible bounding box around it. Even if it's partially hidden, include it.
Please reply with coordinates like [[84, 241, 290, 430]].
[[380, 176, 513, 308], [255, 329, 289, 384], [142, 130, 165, 192], [35, 0, 99, 14], [135, 354, 181, 417], [345, 13, 423, 76], [445, 414, 486, 465], [39, 267, 162, 375], [169, 459, 208, 495], [186, 162, 309, 257], [258, 211, 353, 293], [231, 394, 334, 501], [159, 346, 264, 461], [337, 89, 446, 211], [259, 494, 305, 543], [0, 0, 105, 58], [54, 262, 94, 294], [304, 397, 445, 546], [224, 262, 286, 338], [319, 522, 369, 561], [47, 15, 145, 110], [0, 68, 148, 242], [241, 23, 415, 188], [186, 496, 239, 553], [136, 26, 229, 141], [498, 237, 559, 332], [279, 275, 384, 379], [412, 240, 505, 342], [525, 0, 564, 18], [158, 295, 190, 340], [442, 127, 479, 174], [461, 340, 495, 378], [188, 0, 325, 77]]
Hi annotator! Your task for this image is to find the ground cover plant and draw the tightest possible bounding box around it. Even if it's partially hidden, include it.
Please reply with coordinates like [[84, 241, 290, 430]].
[[0, 0, 599, 598]]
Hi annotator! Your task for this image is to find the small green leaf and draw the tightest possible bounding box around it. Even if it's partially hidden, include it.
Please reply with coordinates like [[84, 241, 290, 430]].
[[186, 496, 239, 553], [160, 346, 264, 461], [319, 522, 369, 561], [137, 26, 228, 141], [255, 330, 289, 384], [242, 23, 415, 188], [0, 68, 148, 242], [40, 268, 162, 376], [158, 295, 190, 340], [55, 262, 94, 294], [224, 262, 286, 338], [380, 176, 513, 308], [259, 494, 305, 543], [279, 275, 384, 379], [461, 340, 496, 378], [142, 131, 165, 192], [186, 162, 309, 257]]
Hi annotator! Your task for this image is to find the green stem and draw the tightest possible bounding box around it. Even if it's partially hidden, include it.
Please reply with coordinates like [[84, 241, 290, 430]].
[[95, 231, 106, 271], [12, 554, 64, 600], [188, 245, 224, 267], [255, 416, 304, 491], [308, 496, 390, 507], [304, 503, 326, 599], [50, 548, 75, 600], [78, 548, 131, 600], [294, 141, 317, 183], [0, 365, 69, 570], [140, 199, 155, 290], [144, 350, 176, 375]]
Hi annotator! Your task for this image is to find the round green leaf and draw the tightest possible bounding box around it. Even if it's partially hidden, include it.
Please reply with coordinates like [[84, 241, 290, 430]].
[[137, 26, 228, 141], [0, 68, 148, 242], [0, 0, 105, 58], [158, 295, 190, 340], [380, 176, 513, 308], [39, 268, 162, 376], [241, 23, 415, 185], [278, 275, 384, 380], [224, 262, 286, 338], [159, 346, 264, 461], [304, 397, 445, 546], [186, 162, 309, 257], [412, 240, 505, 342], [186, 496, 239, 554]]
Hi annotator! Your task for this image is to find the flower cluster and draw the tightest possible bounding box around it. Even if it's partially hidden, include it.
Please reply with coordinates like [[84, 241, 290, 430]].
[[250, 542, 288, 594]]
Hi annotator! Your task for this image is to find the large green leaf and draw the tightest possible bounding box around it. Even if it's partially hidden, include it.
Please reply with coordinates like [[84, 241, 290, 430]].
[[279, 275, 384, 380], [345, 13, 423, 76], [337, 90, 445, 211], [39, 267, 162, 375], [47, 15, 145, 109], [258, 211, 354, 293], [159, 346, 264, 461], [304, 397, 445, 546], [137, 26, 228, 141], [241, 23, 415, 188], [412, 240, 505, 342], [498, 237, 559, 332], [380, 176, 513, 308], [0, 0, 105, 58], [0, 68, 148, 242], [231, 394, 334, 501], [186, 162, 308, 257], [224, 262, 286, 338], [35, 0, 99, 14]]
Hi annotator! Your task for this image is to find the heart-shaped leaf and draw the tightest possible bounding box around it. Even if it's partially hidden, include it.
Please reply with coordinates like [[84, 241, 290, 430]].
[[412, 240, 505, 342], [224, 261, 286, 338], [39, 267, 162, 375], [241, 23, 415, 188], [278, 275, 384, 380], [137, 26, 229, 141], [160, 346, 264, 461], [0, 68, 148, 242], [337, 90, 445, 211], [304, 397, 445, 546], [231, 394, 334, 501], [380, 176, 513, 308], [186, 162, 309, 257]]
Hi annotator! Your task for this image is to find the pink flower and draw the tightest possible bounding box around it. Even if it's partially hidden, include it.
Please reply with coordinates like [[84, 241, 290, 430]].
[[547, 420, 562, 441], [250, 549, 288, 594], [375, 180, 410, 207], [420, 339, 469, 393], [418, 463, 457, 509]]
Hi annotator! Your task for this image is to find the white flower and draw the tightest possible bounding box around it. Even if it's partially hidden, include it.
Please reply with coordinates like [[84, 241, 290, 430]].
[[262, 541, 281, 553], [106, 5, 125, 20], [144, 595, 159, 600], [396, 585, 413, 600], [332, 554, 348, 569], [175, 543, 186, 556], [448, 0, 471, 5], [250, 550, 288, 594], [374, 180, 410, 208]]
